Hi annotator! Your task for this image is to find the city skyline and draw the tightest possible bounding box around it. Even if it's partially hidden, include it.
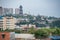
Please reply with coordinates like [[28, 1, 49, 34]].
[[0, 0, 60, 17]]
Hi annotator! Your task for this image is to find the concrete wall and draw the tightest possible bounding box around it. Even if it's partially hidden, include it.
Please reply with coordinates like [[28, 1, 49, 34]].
[[10, 32, 15, 40], [15, 38, 35, 40]]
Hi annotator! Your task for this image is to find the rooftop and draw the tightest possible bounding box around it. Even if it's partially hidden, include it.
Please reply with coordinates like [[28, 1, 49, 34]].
[[0, 16, 3, 19], [15, 34, 35, 39], [49, 36, 60, 39]]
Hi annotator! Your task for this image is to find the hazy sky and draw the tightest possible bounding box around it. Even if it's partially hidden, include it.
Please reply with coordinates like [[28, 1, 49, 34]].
[[0, 0, 60, 17]]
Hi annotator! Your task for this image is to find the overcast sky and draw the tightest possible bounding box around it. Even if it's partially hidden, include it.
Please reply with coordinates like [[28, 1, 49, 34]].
[[0, 0, 60, 17]]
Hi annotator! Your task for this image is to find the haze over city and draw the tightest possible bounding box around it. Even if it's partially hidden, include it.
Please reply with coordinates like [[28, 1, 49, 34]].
[[0, 0, 60, 17]]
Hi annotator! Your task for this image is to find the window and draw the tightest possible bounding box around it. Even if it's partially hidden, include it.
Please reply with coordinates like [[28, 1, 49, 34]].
[[1, 33, 5, 39]]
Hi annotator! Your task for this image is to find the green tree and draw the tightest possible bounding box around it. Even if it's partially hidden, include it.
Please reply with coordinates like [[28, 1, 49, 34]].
[[36, 15, 41, 21], [34, 29, 49, 39], [52, 28, 60, 36], [50, 20, 60, 27], [28, 27, 36, 34]]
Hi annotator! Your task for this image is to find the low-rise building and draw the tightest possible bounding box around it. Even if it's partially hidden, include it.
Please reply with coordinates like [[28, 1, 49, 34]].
[[15, 34, 35, 40], [15, 24, 36, 31], [0, 32, 15, 40], [0, 32, 10, 40], [29, 24, 36, 28]]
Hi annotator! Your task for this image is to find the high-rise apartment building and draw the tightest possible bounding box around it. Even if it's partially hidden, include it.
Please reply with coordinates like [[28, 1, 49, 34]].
[[3, 8, 13, 15], [15, 8, 20, 14], [0, 5, 23, 16], [0, 7, 13, 16], [0, 16, 3, 30], [0, 7, 3, 16], [0, 16, 16, 30], [15, 5, 23, 15], [3, 16, 15, 30]]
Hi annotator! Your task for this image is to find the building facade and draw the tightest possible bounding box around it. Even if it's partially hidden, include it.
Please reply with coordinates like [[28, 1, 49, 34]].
[[0, 7, 3, 16], [3, 8, 13, 15], [15, 34, 35, 40], [0, 32, 10, 40], [15, 5, 23, 15], [0, 32, 15, 40], [19, 5, 23, 15], [15, 8, 20, 14], [0, 16, 3, 30], [0, 7, 13, 16], [3, 16, 15, 30], [0, 16, 16, 30]]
